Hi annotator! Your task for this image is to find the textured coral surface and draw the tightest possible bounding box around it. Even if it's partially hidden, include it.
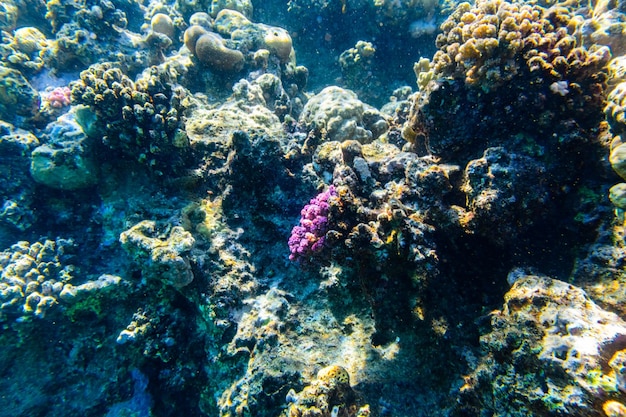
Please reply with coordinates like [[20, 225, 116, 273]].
[[0, 0, 625, 416]]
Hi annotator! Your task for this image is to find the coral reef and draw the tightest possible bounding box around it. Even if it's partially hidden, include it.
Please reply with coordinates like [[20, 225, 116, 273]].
[[119, 220, 195, 288], [70, 62, 189, 174], [456, 274, 626, 416], [0, 0, 624, 417], [299, 86, 388, 143]]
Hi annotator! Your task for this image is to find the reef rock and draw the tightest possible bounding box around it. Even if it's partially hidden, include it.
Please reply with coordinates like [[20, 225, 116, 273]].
[[30, 109, 98, 190], [299, 86, 388, 144], [457, 274, 626, 416]]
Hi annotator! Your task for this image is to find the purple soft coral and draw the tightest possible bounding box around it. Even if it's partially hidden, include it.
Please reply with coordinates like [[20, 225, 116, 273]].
[[288, 185, 337, 261]]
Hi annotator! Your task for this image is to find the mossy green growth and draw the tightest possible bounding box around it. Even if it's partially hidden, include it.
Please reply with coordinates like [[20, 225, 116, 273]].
[[586, 369, 618, 394], [574, 186, 603, 222], [64, 293, 106, 322]]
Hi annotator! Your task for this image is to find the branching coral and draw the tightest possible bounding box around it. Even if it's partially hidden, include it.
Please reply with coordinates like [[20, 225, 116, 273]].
[[71, 62, 189, 174], [288, 186, 337, 261], [403, 0, 610, 163], [432, 0, 610, 91]]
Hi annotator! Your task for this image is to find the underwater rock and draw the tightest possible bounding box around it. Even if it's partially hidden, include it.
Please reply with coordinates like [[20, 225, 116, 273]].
[[457, 274, 626, 416], [299, 86, 388, 144], [186, 78, 285, 147], [0, 121, 39, 231], [460, 146, 549, 244], [120, 220, 195, 288], [30, 109, 98, 190], [0, 65, 39, 121]]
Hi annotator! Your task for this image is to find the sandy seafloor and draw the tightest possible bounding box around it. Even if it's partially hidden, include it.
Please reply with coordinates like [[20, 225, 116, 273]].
[[2, 0, 626, 416]]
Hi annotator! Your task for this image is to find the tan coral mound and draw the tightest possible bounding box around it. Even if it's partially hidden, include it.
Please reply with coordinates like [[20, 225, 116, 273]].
[[432, 0, 610, 91]]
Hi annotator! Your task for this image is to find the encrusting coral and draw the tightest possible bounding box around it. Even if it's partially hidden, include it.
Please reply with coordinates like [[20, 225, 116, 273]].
[[119, 220, 196, 288], [283, 365, 371, 417]]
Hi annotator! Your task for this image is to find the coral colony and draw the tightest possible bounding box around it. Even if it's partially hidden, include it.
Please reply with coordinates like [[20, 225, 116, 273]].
[[46, 86, 71, 108], [288, 185, 337, 261]]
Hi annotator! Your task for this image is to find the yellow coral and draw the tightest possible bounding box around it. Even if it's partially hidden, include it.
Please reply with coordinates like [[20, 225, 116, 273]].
[[263, 27, 292, 62], [604, 400, 626, 417], [432, 0, 608, 90], [317, 365, 351, 386]]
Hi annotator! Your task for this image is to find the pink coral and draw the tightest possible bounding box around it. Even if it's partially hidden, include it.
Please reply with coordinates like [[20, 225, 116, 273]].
[[46, 86, 71, 108], [288, 186, 337, 261]]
